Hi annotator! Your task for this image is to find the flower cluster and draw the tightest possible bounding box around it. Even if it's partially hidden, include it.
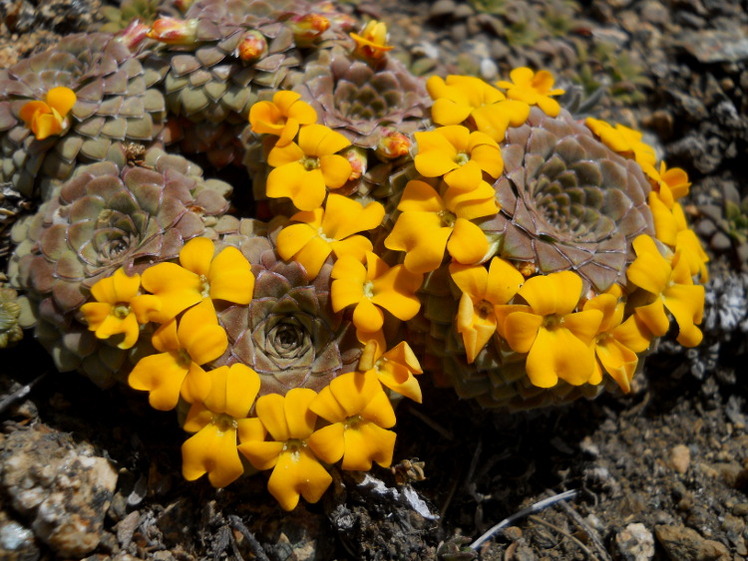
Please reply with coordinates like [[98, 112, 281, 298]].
[[81, 230, 423, 512], [4, 2, 711, 512]]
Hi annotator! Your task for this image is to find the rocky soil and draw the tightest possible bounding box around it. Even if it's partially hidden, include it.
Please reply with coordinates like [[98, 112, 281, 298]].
[[2, 0, 748, 560]]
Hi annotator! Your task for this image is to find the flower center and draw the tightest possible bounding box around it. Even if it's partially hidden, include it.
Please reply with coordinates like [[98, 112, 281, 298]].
[[176, 348, 192, 369], [212, 413, 237, 433], [438, 209, 456, 228], [302, 156, 320, 171], [344, 415, 364, 430], [317, 228, 335, 243], [283, 438, 306, 462], [476, 299, 493, 319], [542, 314, 564, 330], [454, 152, 470, 167], [199, 274, 211, 298], [112, 303, 131, 319], [362, 280, 375, 299]]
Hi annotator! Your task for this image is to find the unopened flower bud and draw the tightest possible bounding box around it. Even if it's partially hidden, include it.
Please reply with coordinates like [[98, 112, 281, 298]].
[[376, 129, 411, 160], [116, 19, 150, 51], [313, 1, 357, 30], [173, 0, 195, 13], [343, 147, 368, 181], [237, 31, 268, 62], [147, 17, 199, 46], [289, 13, 330, 46]]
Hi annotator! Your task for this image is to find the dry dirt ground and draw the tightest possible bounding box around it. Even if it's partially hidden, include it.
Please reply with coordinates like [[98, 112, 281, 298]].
[[2, 1, 748, 560]]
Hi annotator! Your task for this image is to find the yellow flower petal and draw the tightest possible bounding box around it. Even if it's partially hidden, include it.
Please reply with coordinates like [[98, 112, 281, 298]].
[[633, 298, 670, 337], [319, 154, 353, 189], [518, 271, 582, 316], [237, 440, 284, 471], [268, 447, 332, 511], [340, 422, 396, 470], [446, 218, 488, 265], [283, 388, 318, 439], [353, 298, 385, 332], [307, 423, 346, 464], [595, 338, 638, 393], [502, 311, 543, 353], [208, 246, 254, 304], [179, 237, 215, 277], [46, 86, 77, 116], [561, 309, 604, 346], [384, 212, 450, 274], [181, 424, 244, 488], [255, 393, 291, 442], [298, 124, 350, 156], [128, 352, 187, 411], [178, 300, 227, 365], [525, 326, 595, 387]]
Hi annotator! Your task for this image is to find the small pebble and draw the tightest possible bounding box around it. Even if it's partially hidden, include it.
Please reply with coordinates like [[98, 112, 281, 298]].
[[616, 523, 655, 561], [669, 445, 691, 474]]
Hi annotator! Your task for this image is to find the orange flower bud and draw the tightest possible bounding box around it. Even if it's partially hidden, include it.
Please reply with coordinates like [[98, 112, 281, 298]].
[[116, 19, 150, 51], [342, 146, 368, 180], [376, 129, 411, 160], [237, 31, 268, 62], [289, 13, 330, 45], [147, 17, 199, 46], [173, 0, 195, 12]]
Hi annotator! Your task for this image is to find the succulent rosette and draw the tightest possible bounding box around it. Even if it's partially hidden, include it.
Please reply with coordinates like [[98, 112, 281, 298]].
[[384, 69, 708, 410], [8, 147, 231, 385], [212, 222, 362, 396], [290, 43, 431, 149], [0, 32, 166, 200], [141, 0, 353, 167]]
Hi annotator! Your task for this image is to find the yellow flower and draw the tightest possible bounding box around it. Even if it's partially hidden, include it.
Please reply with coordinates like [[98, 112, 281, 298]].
[[495, 67, 565, 117], [426, 75, 530, 142], [81, 268, 161, 350], [19, 86, 76, 141], [449, 257, 525, 363], [675, 229, 709, 283], [384, 179, 498, 274], [583, 291, 652, 393], [495, 271, 603, 388], [584, 118, 657, 178], [308, 371, 397, 470], [238, 388, 332, 511], [181, 364, 261, 488], [414, 125, 503, 190], [653, 161, 690, 209], [349, 20, 394, 60], [141, 237, 254, 323], [649, 191, 685, 248], [331, 251, 422, 333], [276, 193, 385, 280], [128, 299, 227, 411], [266, 124, 352, 211], [249, 91, 317, 147], [626, 234, 704, 347], [358, 331, 423, 402]]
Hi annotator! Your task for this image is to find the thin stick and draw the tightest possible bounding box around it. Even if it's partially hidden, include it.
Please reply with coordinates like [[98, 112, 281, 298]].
[[527, 514, 599, 560], [556, 495, 613, 561], [0, 372, 48, 415], [228, 515, 272, 561], [470, 489, 579, 550], [406, 405, 454, 440]]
